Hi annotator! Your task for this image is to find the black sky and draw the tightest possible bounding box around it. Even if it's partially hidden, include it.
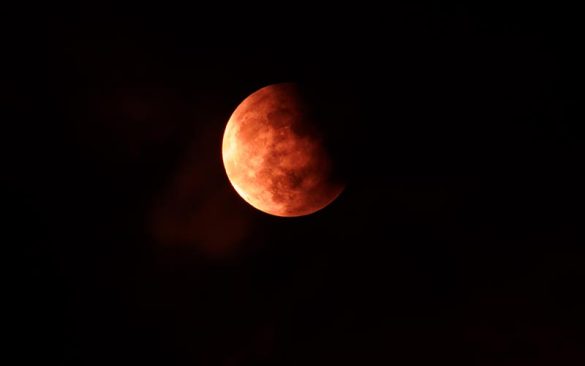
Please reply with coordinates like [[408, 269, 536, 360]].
[[8, 3, 583, 365]]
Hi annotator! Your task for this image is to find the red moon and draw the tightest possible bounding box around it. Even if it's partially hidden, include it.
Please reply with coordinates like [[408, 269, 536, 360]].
[[222, 83, 344, 217]]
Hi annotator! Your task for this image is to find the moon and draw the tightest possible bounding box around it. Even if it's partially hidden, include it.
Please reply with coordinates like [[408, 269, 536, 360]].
[[222, 83, 344, 217]]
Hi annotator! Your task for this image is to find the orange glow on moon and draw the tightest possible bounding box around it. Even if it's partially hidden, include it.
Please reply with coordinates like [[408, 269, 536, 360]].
[[222, 83, 344, 217]]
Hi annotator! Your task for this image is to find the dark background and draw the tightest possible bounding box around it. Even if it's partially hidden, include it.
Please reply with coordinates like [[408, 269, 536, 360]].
[[8, 3, 582, 365]]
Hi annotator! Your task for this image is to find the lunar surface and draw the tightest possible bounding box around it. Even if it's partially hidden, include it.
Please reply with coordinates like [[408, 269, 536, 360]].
[[222, 83, 344, 217]]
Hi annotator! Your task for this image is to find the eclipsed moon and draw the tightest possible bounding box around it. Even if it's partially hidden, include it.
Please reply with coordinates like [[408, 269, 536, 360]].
[[222, 83, 344, 217]]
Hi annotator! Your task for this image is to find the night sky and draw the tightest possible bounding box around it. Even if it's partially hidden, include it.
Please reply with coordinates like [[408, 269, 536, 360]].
[[9, 3, 582, 365]]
